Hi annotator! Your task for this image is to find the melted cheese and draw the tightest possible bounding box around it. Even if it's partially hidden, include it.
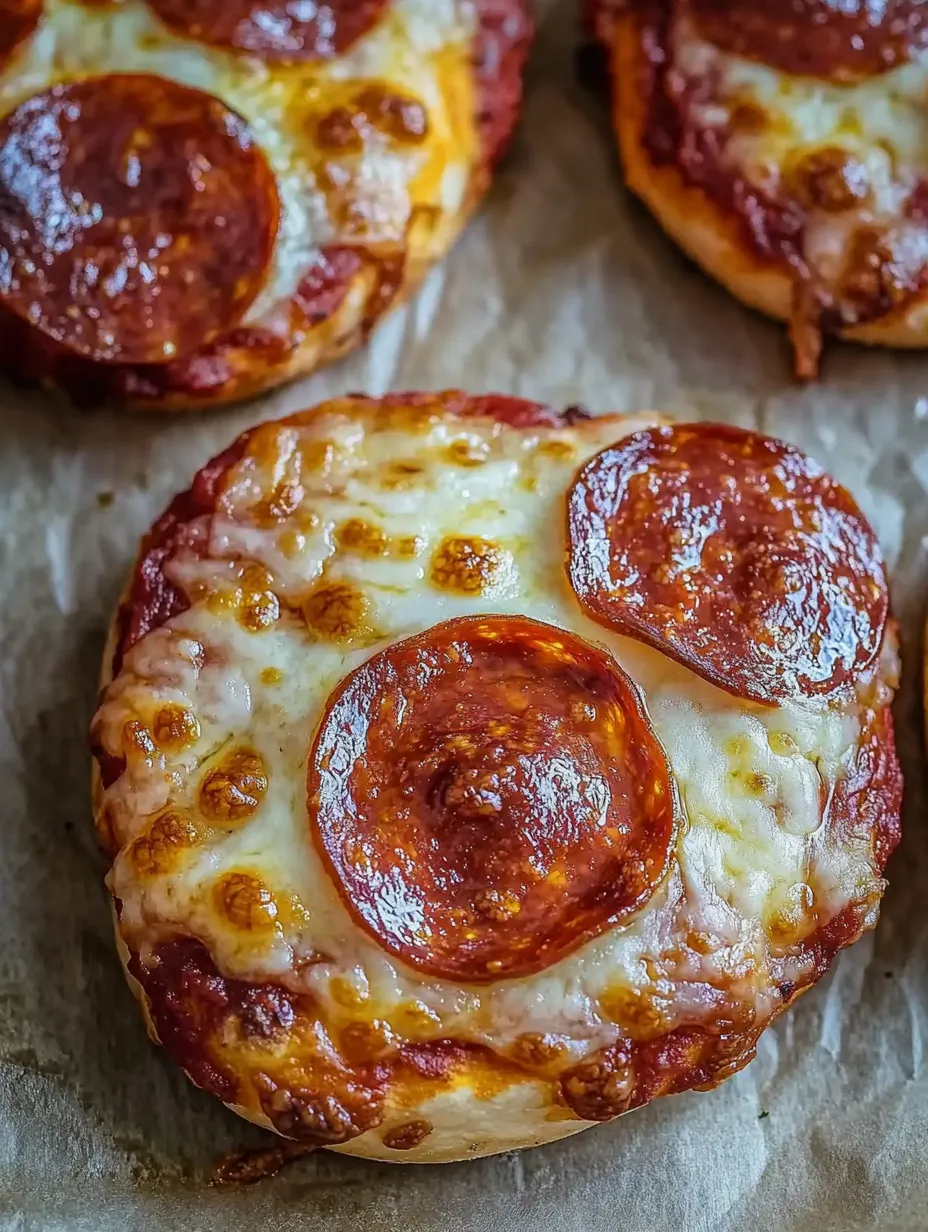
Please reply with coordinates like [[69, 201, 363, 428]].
[[93, 402, 897, 1062], [672, 17, 928, 309], [0, 0, 477, 337]]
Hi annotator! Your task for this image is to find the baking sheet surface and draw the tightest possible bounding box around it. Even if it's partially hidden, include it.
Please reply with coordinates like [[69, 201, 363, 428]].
[[2, 2, 928, 1228]]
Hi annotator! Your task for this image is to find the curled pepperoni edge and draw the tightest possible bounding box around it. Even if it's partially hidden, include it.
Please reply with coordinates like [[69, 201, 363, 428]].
[[307, 613, 678, 984], [108, 395, 579, 673], [566, 422, 889, 706]]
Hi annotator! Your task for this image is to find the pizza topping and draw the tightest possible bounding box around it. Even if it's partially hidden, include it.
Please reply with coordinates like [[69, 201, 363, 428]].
[[129, 810, 200, 878], [690, 0, 928, 81], [429, 535, 509, 595], [0, 75, 278, 364], [471, 0, 534, 166], [316, 86, 429, 152], [0, 0, 40, 69], [199, 749, 269, 824], [114, 433, 253, 672], [308, 614, 677, 983], [567, 423, 888, 705], [214, 871, 279, 932], [147, 0, 391, 61]]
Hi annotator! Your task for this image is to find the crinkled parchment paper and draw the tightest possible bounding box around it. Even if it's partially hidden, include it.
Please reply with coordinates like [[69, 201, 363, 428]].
[[2, 2, 928, 1229]]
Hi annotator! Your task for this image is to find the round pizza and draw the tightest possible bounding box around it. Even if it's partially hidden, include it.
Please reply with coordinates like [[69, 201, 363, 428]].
[[90, 390, 902, 1163], [0, 2, 531, 411], [589, 1, 928, 378]]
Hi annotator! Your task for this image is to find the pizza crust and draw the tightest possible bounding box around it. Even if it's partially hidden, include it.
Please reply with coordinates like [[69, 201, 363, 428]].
[[612, 14, 928, 354]]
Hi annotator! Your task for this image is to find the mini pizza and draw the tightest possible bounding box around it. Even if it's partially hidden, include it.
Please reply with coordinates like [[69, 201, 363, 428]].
[[90, 391, 902, 1163], [589, 1, 928, 378], [0, 2, 531, 411]]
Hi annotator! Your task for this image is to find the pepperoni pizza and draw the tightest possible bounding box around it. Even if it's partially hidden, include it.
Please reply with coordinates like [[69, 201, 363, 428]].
[[589, 1, 928, 378], [90, 391, 901, 1162], [0, 2, 531, 410]]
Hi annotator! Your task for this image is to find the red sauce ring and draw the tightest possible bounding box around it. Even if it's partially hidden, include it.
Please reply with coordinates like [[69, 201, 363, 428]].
[[147, 0, 391, 61], [308, 614, 677, 983], [0, 74, 279, 364], [567, 423, 888, 705]]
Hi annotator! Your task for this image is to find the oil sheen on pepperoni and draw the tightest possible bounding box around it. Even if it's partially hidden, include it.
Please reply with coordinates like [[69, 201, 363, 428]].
[[567, 423, 888, 705], [308, 615, 676, 983], [690, 0, 928, 80], [0, 74, 278, 364], [147, 0, 390, 60], [0, 0, 41, 69]]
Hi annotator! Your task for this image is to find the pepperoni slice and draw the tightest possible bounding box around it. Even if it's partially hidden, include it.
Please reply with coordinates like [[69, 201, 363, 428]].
[[308, 615, 677, 983], [0, 0, 41, 69], [147, 0, 390, 61], [0, 75, 278, 364], [567, 424, 888, 705], [691, 0, 928, 80]]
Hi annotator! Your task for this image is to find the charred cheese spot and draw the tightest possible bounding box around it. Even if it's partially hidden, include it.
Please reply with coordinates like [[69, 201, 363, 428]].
[[316, 84, 429, 152], [560, 1044, 635, 1121], [330, 974, 370, 1009], [130, 810, 200, 878], [537, 437, 576, 461], [303, 581, 374, 644], [298, 440, 336, 475], [381, 460, 427, 491], [260, 667, 284, 687], [199, 748, 268, 824], [340, 1020, 396, 1063], [446, 438, 490, 467], [336, 518, 389, 557], [239, 588, 281, 633], [768, 882, 816, 943], [251, 481, 305, 528], [395, 534, 424, 559], [382, 1119, 432, 1151], [214, 871, 279, 932], [151, 704, 200, 752], [429, 536, 507, 594], [510, 1033, 567, 1070], [789, 147, 871, 212], [599, 986, 669, 1040], [395, 1000, 442, 1038]]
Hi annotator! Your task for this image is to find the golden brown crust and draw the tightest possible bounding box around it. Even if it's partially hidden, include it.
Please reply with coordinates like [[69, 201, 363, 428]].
[[610, 10, 928, 370]]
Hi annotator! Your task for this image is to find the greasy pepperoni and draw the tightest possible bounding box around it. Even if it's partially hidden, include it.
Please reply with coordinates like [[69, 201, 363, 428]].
[[0, 0, 41, 69], [308, 614, 677, 983], [566, 424, 888, 705], [690, 0, 928, 81], [471, 0, 534, 166], [147, 0, 390, 61], [0, 75, 278, 364]]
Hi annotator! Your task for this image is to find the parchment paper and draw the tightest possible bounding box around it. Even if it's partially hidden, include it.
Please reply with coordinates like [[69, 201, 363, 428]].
[[2, 2, 928, 1228]]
